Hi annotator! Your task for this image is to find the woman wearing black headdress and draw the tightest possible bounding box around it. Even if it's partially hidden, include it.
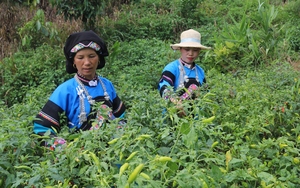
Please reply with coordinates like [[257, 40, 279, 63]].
[[33, 30, 126, 150]]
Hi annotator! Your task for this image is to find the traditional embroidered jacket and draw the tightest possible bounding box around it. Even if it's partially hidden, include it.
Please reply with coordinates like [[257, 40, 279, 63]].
[[33, 74, 126, 134], [158, 59, 206, 98]]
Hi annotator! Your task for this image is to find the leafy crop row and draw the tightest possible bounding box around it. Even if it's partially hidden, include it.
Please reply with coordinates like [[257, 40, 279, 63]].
[[0, 0, 299, 187]]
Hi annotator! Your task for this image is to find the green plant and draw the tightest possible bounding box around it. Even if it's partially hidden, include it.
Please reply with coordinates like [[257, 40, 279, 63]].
[[210, 0, 287, 72], [49, 0, 106, 31], [98, 0, 210, 42], [1, 1, 300, 187], [289, 25, 300, 52], [251, 1, 282, 62], [18, 9, 61, 50], [0, 44, 68, 106], [212, 14, 251, 72]]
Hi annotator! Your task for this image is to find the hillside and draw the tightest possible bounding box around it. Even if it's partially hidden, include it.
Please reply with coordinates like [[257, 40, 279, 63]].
[[0, 0, 300, 187]]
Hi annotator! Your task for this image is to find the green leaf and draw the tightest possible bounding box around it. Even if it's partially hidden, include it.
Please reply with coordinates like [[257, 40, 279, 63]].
[[210, 164, 223, 180], [179, 122, 190, 135], [36, 20, 41, 30], [257, 172, 275, 184]]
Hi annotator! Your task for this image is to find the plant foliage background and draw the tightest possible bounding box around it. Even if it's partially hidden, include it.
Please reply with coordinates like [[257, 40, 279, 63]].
[[0, 0, 300, 187]]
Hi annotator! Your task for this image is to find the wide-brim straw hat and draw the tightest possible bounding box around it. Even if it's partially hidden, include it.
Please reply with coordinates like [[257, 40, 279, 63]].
[[171, 29, 211, 50]]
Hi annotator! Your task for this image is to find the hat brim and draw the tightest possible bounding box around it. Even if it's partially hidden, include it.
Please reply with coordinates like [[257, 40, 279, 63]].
[[171, 43, 211, 50]]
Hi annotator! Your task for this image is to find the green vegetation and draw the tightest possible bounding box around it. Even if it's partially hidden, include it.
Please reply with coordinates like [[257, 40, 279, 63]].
[[0, 0, 299, 187]]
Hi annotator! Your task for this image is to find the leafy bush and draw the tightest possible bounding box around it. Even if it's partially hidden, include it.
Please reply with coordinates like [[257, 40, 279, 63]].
[[0, 44, 69, 106], [98, 0, 212, 42], [285, 0, 300, 53], [102, 38, 174, 109], [1, 0, 300, 187], [289, 25, 300, 52], [208, 1, 288, 72], [49, 0, 104, 31], [18, 9, 61, 50], [210, 64, 300, 138], [1, 63, 300, 187]]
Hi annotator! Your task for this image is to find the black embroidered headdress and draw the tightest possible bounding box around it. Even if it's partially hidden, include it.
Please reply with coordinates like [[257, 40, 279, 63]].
[[64, 30, 109, 74]]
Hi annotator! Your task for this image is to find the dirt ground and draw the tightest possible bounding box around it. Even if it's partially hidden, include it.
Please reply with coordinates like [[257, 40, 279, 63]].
[[290, 61, 300, 71]]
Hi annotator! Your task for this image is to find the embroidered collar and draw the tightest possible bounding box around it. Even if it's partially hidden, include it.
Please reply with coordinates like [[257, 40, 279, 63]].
[[180, 58, 195, 69], [178, 59, 199, 88], [76, 73, 99, 86], [74, 73, 110, 126]]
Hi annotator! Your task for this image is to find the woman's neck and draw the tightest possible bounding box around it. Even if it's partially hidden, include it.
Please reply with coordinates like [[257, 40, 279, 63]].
[[180, 58, 194, 68], [77, 72, 97, 81]]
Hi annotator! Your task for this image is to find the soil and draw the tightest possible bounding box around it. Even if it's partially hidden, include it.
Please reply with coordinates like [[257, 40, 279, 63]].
[[290, 61, 300, 71]]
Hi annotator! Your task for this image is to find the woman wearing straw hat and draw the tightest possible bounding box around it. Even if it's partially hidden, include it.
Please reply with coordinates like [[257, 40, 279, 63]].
[[158, 29, 211, 117]]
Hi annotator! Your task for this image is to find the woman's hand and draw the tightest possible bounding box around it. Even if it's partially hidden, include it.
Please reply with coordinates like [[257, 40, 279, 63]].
[[45, 137, 67, 151]]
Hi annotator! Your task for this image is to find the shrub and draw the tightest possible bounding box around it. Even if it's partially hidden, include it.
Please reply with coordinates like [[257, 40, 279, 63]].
[[18, 9, 61, 50], [289, 25, 300, 52], [0, 44, 69, 106], [98, 0, 212, 42], [208, 1, 288, 72]]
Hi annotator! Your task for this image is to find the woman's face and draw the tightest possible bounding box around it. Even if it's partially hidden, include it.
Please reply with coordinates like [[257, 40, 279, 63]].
[[74, 48, 99, 80], [180, 47, 201, 64]]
